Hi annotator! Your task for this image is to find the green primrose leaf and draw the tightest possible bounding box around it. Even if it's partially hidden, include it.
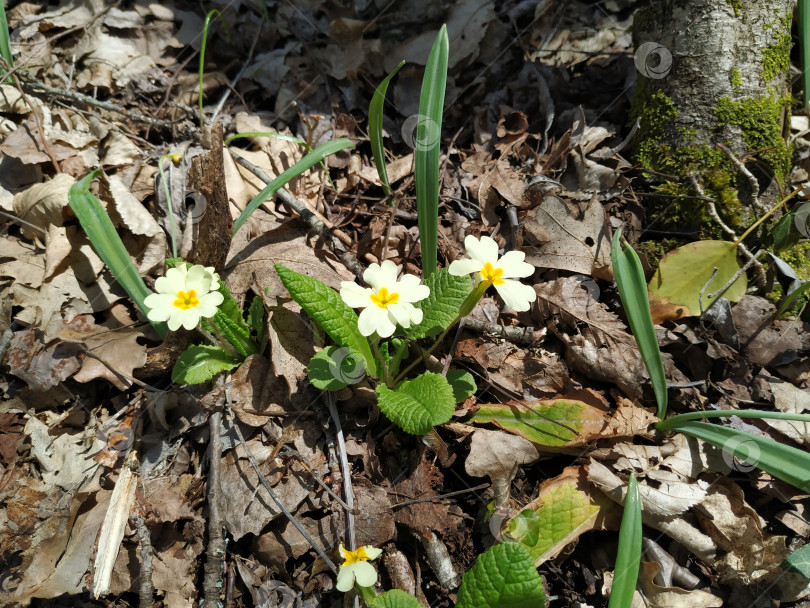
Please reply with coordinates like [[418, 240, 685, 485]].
[[447, 368, 476, 402], [247, 297, 266, 335], [172, 345, 241, 384], [209, 282, 259, 357], [370, 589, 423, 608], [783, 543, 810, 578], [456, 543, 547, 608], [609, 473, 642, 608], [369, 60, 406, 196], [376, 372, 455, 434], [275, 265, 375, 375], [308, 346, 367, 391], [409, 267, 473, 339]]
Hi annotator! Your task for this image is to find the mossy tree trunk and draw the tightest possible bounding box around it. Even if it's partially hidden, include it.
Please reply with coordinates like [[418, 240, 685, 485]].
[[631, 0, 792, 239]]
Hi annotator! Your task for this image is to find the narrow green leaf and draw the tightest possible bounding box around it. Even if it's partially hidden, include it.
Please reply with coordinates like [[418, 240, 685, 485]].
[[783, 543, 810, 577], [199, 9, 232, 128], [447, 368, 476, 403], [415, 25, 448, 277], [376, 371, 455, 434], [275, 264, 374, 375], [370, 590, 423, 608], [233, 138, 355, 235], [69, 171, 167, 338], [171, 345, 241, 384], [609, 473, 641, 608], [656, 409, 810, 431], [801, 0, 810, 110], [408, 267, 472, 339], [369, 60, 406, 196], [456, 543, 546, 608], [669, 421, 810, 492], [611, 228, 667, 418], [308, 346, 366, 390], [776, 280, 810, 317], [0, 0, 13, 83]]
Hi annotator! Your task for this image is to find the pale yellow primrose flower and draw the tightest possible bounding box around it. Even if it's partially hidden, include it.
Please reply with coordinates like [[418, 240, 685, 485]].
[[340, 260, 430, 338], [336, 544, 383, 592], [449, 235, 536, 311], [145, 264, 223, 331]]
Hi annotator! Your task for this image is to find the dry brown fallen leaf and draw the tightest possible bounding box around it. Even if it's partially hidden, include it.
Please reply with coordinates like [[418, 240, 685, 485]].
[[634, 562, 723, 607], [465, 428, 539, 505]]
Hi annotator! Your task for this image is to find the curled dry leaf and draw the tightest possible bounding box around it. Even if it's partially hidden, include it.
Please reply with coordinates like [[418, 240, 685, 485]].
[[635, 562, 723, 607], [465, 428, 539, 505]]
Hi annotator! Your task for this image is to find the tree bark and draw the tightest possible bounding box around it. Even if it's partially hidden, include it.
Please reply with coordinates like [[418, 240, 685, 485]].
[[631, 0, 792, 238]]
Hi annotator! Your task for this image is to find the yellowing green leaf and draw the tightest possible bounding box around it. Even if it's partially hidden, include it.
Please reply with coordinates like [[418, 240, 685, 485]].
[[648, 240, 747, 323]]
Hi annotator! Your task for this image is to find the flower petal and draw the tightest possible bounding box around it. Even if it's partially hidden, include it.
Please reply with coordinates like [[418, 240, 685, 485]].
[[362, 263, 385, 291], [154, 267, 186, 295], [386, 303, 412, 328], [340, 283, 373, 309], [495, 279, 537, 312], [377, 260, 400, 285], [195, 291, 224, 318], [167, 314, 183, 331], [145, 294, 175, 321], [448, 258, 483, 276], [351, 561, 378, 588], [358, 306, 395, 337], [179, 309, 202, 330], [336, 564, 356, 592], [497, 251, 535, 279], [185, 264, 212, 294], [363, 546, 383, 560], [395, 279, 430, 303], [465, 235, 498, 265]]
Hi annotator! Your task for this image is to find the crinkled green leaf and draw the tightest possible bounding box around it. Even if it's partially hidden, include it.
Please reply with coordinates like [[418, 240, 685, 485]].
[[783, 543, 810, 578], [376, 372, 455, 434], [370, 590, 423, 608], [210, 283, 259, 357], [457, 543, 546, 608], [247, 297, 265, 335], [409, 267, 472, 339], [275, 265, 374, 375], [308, 346, 366, 390], [447, 368, 476, 403], [171, 345, 241, 384]]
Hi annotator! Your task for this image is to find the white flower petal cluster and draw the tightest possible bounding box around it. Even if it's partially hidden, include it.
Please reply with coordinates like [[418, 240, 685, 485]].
[[336, 544, 383, 592], [340, 260, 430, 338], [145, 264, 223, 331], [449, 235, 536, 311]]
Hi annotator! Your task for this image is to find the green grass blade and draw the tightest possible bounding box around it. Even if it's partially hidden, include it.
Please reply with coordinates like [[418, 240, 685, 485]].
[[656, 409, 810, 431], [0, 0, 13, 83], [611, 228, 667, 418], [369, 60, 405, 197], [233, 138, 355, 235], [609, 473, 641, 608], [670, 421, 810, 492], [415, 25, 448, 277], [199, 9, 232, 129], [69, 171, 167, 338], [801, 0, 810, 109]]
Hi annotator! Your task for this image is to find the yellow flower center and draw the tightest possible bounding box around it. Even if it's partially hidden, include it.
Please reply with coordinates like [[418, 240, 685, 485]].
[[369, 286, 400, 309], [481, 262, 505, 285], [173, 289, 199, 310], [342, 546, 372, 565]]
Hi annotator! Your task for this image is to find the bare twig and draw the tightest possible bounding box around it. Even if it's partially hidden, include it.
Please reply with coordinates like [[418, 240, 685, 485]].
[[203, 395, 226, 606], [226, 408, 338, 573], [718, 143, 766, 214], [461, 318, 539, 346], [326, 393, 356, 551], [131, 514, 155, 608], [707, 248, 765, 299]]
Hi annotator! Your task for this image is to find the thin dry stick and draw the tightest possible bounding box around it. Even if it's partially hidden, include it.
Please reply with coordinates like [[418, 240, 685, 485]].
[[226, 409, 338, 573], [131, 514, 155, 608], [717, 143, 767, 214], [326, 392, 356, 551], [203, 395, 226, 606], [228, 150, 365, 278]]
